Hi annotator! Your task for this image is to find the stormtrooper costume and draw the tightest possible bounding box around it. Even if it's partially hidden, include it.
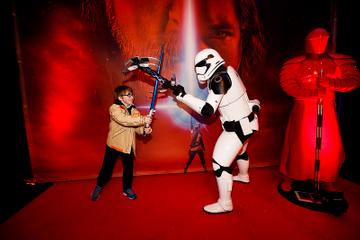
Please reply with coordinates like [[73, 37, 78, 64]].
[[172, 48, 260, 213]]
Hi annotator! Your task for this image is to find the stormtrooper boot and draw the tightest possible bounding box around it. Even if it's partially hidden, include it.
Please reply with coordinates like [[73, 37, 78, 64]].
[[233, 159, 250, 184], [203, 171, 233, 214]]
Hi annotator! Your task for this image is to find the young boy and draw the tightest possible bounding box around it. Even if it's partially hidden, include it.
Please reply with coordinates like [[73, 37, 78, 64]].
[[91, 85, 152, 201]]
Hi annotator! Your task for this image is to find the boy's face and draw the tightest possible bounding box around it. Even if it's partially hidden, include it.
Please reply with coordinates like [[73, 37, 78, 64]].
[[119, 91, 134, 107]]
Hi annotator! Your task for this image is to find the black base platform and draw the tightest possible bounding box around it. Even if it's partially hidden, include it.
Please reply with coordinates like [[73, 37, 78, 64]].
[[278, 180, 349, 215]]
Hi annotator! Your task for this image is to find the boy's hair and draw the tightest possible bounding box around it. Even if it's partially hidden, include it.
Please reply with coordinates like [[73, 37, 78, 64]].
[[114, 85, 133, 98]]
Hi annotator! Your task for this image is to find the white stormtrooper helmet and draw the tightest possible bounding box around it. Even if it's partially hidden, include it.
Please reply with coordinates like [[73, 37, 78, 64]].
[[194, 48, 225, 84]]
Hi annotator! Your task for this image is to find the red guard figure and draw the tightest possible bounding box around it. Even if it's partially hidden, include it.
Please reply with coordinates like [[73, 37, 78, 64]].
[[279, 28, 360, 192]]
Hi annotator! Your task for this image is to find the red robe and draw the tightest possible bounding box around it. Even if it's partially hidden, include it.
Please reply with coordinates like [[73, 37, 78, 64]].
[[279, 53, 360, 182]]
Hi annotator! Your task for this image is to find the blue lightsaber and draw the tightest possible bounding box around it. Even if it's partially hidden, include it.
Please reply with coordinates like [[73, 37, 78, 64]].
[[149, 45, 164, 113], [144, 45, 164, 133]]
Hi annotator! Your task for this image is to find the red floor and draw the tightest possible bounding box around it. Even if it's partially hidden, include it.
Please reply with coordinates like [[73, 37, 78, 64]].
[[1, 166, 360, 240]]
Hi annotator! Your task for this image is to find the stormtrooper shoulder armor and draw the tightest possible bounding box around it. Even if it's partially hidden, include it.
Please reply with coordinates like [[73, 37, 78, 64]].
[[209, 71, 232, 94]]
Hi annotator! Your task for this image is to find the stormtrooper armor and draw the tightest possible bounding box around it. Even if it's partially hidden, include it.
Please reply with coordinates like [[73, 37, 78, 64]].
[[174, 48, 260, 213]]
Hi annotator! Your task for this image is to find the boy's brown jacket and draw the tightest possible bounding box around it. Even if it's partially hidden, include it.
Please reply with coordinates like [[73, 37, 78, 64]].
[[106, 104, 145, 155]]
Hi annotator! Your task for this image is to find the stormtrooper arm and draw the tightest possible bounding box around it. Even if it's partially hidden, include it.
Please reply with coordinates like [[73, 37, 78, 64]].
[[176, 91, 223, 117]]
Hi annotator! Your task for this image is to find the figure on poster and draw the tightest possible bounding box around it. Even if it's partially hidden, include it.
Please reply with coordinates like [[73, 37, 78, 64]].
[[82, 0, 265, 86], [184, 122, 207, 173], [91, 85, 152, 201], [279, 28, 360, 192], [164, 48, 260, 213]]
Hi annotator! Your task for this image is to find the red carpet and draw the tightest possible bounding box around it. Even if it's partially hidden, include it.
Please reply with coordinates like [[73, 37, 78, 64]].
[[1, 166, 360, 240]]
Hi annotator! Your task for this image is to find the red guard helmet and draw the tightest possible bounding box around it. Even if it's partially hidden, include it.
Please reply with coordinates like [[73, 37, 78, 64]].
[[305, 28, 329, 54]]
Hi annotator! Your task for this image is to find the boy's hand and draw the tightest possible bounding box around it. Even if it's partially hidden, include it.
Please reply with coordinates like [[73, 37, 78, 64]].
[[144, 116, 152, 125], [144, 126, 152, 135]]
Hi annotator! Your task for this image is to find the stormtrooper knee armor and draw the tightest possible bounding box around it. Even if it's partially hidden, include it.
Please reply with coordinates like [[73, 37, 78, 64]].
[[233, 151, 250, 183]]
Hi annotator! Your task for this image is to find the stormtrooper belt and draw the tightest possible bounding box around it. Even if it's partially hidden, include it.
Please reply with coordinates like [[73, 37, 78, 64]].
[[223, 112, 255, 142]]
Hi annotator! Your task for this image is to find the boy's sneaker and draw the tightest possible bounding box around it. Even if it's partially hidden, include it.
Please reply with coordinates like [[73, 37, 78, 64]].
[[123, 189, 137, 200], [91, 185, 103, 201]]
